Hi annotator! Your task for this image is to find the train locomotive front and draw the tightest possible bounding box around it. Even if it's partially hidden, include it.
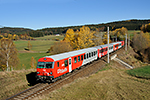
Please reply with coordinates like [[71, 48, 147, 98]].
[[36, 57, 55, 82]]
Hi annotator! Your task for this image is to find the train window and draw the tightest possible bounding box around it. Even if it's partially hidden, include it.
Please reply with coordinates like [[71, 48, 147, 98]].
[[69, 59, 71, 65], [89, 53, 91, 57], [46, 62, 53, 68], [84, 54, 86, 59], [74, 57, 77, 63], [78, 56, 80, 62], [37, 62, 45, 68], [57, 62, 59, 67], [101, 49, 103, 53], [92, 52, 93, 57], [65, 60, 68, 67], [106, 48, 107, 51], [81, 55, 83, 60], [87, 53, 89, 59], [96, 51, 97, 54], [94, 51, 95, 56]]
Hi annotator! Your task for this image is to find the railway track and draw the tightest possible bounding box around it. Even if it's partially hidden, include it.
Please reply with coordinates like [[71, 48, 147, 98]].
[[6, 48, 125, 100]]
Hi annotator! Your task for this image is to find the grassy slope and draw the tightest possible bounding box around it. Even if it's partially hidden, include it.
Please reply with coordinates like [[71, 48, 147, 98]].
[[37, 68, 150, 100], [0, 69, 35, 99]]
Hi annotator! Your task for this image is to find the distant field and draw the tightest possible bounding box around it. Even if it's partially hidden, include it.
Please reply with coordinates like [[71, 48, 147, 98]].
[[128, 30, 140, 39], [34, 35, 64, 40], [14, 35, 64, 52]]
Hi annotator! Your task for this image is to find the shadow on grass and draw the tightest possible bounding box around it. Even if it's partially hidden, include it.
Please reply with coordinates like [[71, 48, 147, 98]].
[[26, 72, 38, 86]]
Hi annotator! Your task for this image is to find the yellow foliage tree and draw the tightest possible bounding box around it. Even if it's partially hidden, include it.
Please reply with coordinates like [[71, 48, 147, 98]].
[[102, 32, 111, 44], [111, 27, 128, 41], [30, 57, 36, 69], [8, 34, 13, 40], [27, 41, 32, 50], [64, 28, 77, 49], [77, 26, 95, 49], [133, 32, 150, 51], [64, 26, 95, 50]]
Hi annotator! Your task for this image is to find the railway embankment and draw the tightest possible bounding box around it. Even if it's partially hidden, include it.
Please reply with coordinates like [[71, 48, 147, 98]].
[[34, 46, 150, 100]]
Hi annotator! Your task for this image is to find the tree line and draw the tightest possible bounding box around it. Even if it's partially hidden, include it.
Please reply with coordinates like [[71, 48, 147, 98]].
[[48, 26, 128, 54], [0, 19, 150, 38]]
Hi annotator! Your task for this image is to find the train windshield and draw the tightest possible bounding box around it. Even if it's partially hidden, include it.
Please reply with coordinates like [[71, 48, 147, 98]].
[[37, 62, 53, 68]]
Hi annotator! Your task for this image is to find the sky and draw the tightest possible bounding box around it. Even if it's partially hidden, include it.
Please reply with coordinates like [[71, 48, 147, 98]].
[[0, 0, 150, 30]]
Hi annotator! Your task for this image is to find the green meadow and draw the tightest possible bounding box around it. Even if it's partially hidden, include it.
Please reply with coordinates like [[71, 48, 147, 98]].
[[126, 65, 150, 79], [14, 35, 64, 70]]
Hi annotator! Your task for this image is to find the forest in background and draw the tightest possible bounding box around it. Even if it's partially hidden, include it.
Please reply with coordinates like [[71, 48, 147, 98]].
[[0, 19, 150, 38]]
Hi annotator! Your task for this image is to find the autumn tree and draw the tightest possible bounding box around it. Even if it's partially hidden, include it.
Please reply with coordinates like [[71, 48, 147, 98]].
[[77, 26, 95, 49], [0, 38, 19, 71], [111, 27, 128, 41], [8, 34, 13, 40], [141, 23, 150, 33], [64, 26, 95, 50], [64, 28, 77, 49], [49, 41, 73, 54], [30, 57, 36, 69], [27, 41, 32, 50], [132, 32, 150, 52], [102, 32, 112, 44]]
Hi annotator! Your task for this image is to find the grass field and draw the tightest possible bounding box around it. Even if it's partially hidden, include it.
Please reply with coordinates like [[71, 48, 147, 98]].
[[13, 35, 65, 70], [17, 53, 48, 70], [14, 35, 64, 52], [34, 35, 64, 40], [14, 40, 55, 52], [126, 65, 150, 79]]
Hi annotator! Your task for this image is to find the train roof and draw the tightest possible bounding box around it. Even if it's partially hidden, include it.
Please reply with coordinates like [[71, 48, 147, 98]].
[[42, 41, 123, 61], [45, 47, 97, 61]]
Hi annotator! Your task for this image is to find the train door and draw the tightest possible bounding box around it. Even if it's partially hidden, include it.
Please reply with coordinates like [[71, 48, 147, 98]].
[[69, 57, 72, 72]]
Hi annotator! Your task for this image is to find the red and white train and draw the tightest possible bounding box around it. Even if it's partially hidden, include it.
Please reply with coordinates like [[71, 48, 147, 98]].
[[36, 41, 124, 82]]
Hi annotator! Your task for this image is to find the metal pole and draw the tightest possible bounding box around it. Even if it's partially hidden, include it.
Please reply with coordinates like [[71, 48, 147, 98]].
[[128, 34, 130, 48], [125, 33, 127, 51], [107, 26, 109, 63]]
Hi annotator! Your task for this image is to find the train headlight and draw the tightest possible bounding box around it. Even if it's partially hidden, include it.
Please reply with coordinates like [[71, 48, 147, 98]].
[[49, 72, 52, 75], [37, 72, 40, 74]]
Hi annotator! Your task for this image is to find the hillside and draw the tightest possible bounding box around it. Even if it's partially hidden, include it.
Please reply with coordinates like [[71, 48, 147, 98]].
[[0, 19, 150, 36], [34, 47, 150, 100]]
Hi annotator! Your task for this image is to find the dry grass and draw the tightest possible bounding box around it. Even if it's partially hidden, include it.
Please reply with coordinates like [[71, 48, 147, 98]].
[[36, 68, 150, 100], [0, 69, 36, 99]]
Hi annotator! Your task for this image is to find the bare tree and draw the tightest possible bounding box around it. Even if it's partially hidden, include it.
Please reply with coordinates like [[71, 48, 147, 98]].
[[0, 38, 19, 71]]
